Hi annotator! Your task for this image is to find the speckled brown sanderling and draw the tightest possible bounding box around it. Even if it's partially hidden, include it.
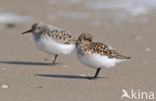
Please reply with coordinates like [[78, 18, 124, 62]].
[[76, 33, 130, 80], [22, 23, 76, 65]]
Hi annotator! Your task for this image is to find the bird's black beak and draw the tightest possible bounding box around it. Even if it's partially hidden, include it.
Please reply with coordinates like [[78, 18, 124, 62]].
[[22, 29, 32, 34]]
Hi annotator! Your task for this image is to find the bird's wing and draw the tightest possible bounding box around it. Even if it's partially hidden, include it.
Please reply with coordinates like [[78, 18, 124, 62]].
[[88, 42, 130, 59], [47, 26, 76, 44]]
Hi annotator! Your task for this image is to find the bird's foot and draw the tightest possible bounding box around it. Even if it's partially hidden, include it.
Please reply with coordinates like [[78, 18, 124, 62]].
[[49, 62, 56, 66], [87, 77, 98, 80]]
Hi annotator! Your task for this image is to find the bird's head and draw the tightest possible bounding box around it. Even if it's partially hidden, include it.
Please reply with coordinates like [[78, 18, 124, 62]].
[[77, 33, 93, 45], [22, 23, 47, 34]]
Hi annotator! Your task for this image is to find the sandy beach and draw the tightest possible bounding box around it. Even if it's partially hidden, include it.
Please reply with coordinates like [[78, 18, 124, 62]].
[[0, 0, 156, 101]]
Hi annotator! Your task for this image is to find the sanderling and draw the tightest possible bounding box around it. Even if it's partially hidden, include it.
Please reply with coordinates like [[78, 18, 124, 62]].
[[22, 22, 76, 65], [76, 33, 130, 80]]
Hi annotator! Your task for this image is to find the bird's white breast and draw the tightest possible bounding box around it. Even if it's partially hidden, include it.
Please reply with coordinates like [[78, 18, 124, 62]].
[[33, 34, 75, 55], [76, 47, 126, 69]]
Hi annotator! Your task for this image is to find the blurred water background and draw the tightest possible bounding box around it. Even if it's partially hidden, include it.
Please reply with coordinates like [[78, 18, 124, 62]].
[[48, 0, 156, 26], [0, 0, 156, 25]]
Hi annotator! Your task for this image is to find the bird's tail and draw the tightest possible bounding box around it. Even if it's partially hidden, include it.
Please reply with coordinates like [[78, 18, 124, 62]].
[[115, 55, 131, 60]]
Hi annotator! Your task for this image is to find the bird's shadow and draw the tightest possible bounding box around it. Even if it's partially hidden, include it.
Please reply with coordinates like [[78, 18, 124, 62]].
[[0, 61, 63, 66], [35, 74, 108, 80]]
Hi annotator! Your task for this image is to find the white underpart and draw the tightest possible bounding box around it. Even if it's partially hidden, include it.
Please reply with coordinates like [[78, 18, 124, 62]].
[[76, 48, 127, 69], [33, 34, 75, 55]]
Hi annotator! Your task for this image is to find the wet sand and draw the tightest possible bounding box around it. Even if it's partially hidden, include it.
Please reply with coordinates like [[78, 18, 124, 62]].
[[0, 0, 156, 101]]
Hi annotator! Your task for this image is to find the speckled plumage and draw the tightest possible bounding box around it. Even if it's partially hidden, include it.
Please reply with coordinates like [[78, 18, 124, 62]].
[[22, 22, 75, 64], [75, 33, 130, 79], [31, 23, 75, 44], [76, 33, 130, 59]]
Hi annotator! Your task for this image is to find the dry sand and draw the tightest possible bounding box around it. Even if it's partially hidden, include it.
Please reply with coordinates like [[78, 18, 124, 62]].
[[0, 0, 156, 101]]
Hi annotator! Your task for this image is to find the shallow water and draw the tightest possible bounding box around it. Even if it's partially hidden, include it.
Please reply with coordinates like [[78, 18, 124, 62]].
[[48, 0, 156, 24], [0, 9, 34, 23], [84, 0, 156, 16]]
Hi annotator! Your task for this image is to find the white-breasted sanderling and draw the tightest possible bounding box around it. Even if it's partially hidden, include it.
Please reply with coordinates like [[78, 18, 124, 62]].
[[22, 23, 76, 65], [76, 33, 130, 80]]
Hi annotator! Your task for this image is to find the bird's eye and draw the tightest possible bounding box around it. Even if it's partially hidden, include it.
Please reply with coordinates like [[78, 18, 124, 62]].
[[84, 38, 88, 40], [84, 38, 91, 42]]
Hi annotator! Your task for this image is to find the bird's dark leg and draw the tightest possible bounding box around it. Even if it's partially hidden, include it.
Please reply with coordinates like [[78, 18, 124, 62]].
[[52, 54, 58, 65], [87, 68, 101, 80]]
